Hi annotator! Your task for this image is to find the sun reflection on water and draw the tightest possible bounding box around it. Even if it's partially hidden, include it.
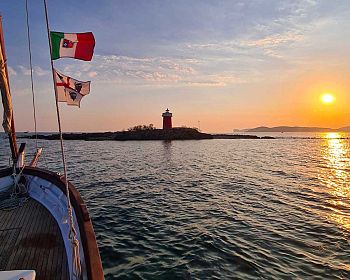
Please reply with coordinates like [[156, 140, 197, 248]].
[[320, 132, 350, 230]]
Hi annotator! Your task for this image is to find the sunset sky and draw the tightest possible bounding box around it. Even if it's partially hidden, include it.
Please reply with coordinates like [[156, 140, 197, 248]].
[[1, 0, 350, 132]]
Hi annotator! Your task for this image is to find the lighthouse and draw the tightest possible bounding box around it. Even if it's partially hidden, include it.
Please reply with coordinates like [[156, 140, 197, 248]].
[[162, 108, 172, 129]]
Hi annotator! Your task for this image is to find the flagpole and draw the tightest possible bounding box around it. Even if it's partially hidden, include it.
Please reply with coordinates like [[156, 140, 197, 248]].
[[43, 1, 81, 278], [43, 0, 69, 190]]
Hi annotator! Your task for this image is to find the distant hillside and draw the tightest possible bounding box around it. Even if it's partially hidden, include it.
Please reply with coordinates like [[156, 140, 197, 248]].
[[338, 126, 350, 132], [246, 126, 335, 132], [241, 126, 350, 132]]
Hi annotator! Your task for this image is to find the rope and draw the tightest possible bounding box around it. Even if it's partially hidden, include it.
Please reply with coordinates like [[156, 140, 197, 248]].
[[0, 166, 29, 211], [0, 196, 28, 211], [25, 0, 38, 151], [43, 1, 81, 279], [41, 142, 50, 169]]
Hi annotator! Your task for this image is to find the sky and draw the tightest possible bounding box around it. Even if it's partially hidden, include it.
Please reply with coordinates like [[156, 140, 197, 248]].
[[1, 0, 350, 132]]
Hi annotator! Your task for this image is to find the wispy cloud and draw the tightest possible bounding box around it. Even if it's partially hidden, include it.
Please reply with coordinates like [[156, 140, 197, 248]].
[[57, 54, 247, 88], [57, 54, 238, 87], [7, 66, 17, 76], [88, 71, 98, 78], [17, 65, 50, 77], [33, 66, 50, 76], [241, 32, 304, 48], [18, 65, 31, 76], [3, 0, 350, 131]]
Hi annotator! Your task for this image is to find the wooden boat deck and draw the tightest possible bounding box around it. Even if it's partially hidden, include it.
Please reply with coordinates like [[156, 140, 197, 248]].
[[0, 198, 69, 280]]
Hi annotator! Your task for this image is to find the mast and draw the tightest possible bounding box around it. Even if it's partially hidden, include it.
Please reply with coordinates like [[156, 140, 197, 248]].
[[0, 15, 18, 162]]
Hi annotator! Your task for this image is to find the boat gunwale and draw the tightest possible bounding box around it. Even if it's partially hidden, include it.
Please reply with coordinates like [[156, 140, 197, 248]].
[[0, 166, 104, 280]]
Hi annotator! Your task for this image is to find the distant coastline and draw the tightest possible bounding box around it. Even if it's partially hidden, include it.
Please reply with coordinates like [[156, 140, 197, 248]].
[[235, 125, 350, 133], [14, 125, 350, 141]]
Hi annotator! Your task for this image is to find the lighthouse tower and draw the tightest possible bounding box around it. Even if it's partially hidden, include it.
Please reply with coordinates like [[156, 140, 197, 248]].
[[162, 108, 172, 129]]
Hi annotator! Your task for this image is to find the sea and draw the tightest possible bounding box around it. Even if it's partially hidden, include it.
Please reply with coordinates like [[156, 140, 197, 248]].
[[1, 132, 350, 279]]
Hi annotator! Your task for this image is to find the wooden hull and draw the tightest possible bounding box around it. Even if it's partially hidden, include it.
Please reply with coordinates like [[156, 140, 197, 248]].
[[0, 167, 104, 280]]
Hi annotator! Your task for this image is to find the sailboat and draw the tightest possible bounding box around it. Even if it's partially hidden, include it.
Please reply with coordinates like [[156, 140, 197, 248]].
[[0, 1, 104, 280]]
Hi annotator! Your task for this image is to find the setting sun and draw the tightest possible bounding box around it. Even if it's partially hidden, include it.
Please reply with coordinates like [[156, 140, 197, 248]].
[[321, 93, 335, 104]]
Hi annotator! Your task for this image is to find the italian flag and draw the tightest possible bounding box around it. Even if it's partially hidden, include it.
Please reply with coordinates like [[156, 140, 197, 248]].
[[50, 32, 95, 61]]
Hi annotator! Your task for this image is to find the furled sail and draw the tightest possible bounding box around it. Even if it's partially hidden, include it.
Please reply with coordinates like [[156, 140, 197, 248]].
[[0, 38, 12, 134]]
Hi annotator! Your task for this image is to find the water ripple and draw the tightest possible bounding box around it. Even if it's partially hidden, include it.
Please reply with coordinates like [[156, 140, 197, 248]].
[[1, 135, 350, 279]]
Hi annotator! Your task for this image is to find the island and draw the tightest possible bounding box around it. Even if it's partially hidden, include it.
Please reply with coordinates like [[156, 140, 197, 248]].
[[20, 127, 275, 141]]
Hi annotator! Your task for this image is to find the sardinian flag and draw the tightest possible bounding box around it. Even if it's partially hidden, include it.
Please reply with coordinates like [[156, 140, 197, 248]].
[[54, 69, 90, 107]]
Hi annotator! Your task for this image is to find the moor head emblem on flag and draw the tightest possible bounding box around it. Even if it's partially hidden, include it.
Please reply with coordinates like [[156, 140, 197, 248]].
[[54, 68, 91, 106], [74, 82, 82, 93], [57, 73, 65, 83], [63, 39, 74, 48], [69, 91, 77, 101]]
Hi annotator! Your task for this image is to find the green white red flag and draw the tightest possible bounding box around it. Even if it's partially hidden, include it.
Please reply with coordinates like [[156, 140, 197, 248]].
[[54, 69, 90, 107], [50, 32, 95, 61]]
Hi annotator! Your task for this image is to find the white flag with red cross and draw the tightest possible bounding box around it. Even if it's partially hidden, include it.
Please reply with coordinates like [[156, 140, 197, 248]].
[[54, 69, 90, 107]]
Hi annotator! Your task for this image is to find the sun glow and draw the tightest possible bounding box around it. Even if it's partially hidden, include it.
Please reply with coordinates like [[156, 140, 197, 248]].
[[320, 132, 350, 231], [321, 93, 335, 104]]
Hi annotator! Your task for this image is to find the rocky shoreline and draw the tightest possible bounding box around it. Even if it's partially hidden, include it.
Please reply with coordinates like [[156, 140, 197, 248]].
[[20, 128, 275, 141]]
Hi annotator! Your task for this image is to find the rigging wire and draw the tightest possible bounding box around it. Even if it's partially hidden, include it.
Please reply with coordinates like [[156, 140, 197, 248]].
[[25, 0, 38, 151], [43, 0, 82, 278]]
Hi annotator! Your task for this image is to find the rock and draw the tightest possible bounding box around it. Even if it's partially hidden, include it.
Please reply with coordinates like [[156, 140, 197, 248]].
[[21, 128, 213, 141]]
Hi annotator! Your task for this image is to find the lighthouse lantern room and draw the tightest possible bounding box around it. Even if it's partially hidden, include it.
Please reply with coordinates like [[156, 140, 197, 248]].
[[162, 108, 172, 129]]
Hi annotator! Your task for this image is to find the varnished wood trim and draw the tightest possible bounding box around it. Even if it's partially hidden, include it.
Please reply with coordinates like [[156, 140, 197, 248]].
[[0, 167, 105, 280]]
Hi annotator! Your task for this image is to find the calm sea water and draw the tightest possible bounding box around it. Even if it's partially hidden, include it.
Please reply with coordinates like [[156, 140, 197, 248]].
[[1, 132, 350, 279]]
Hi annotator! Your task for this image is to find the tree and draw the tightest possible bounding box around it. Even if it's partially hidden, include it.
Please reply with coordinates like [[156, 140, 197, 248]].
[[128, 124, 156, 131]]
